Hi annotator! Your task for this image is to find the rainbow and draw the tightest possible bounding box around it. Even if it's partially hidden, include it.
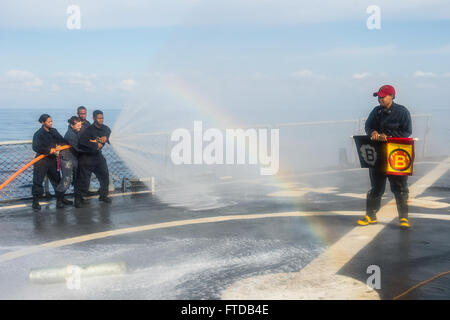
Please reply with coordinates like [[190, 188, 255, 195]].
[[112, 74, 328, 247]]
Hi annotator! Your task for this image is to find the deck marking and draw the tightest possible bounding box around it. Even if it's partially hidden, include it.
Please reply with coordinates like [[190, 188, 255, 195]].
[[0, 210, 363, 263], [222, 156, 450, 300], [0, 208, 448, 265]]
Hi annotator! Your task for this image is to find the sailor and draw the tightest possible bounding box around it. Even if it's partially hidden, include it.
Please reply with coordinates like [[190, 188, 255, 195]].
[[77, 106, 91, 134], [54, 116, 83, 209], [357, 85, 412, 228], [31, 114, 66, 210], [75, 110, 112, 207]]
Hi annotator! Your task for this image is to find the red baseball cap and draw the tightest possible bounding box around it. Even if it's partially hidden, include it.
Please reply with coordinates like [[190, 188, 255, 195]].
[[373, 85, 395, 98]]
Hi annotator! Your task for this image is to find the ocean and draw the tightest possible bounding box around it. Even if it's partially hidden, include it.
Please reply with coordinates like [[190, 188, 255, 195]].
[[0, 108, 121, 142]]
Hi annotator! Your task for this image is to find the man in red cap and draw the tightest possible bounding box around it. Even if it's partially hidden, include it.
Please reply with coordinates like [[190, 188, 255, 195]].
[[357, 85, 412, 228]]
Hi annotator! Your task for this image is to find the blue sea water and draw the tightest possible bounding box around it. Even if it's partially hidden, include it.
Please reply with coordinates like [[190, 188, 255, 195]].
[[0, 108, 121, 142]]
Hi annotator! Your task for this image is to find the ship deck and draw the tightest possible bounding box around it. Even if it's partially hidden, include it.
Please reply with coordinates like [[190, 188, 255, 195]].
[[0, 157, 449, 300]]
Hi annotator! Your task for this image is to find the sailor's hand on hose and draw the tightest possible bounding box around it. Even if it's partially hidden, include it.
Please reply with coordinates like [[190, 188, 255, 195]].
[[49, 148, 57, 154], [99, 136, 107, 143]]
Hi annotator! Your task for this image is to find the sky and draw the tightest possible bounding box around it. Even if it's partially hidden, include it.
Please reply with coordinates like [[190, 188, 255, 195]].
[[0, 0, 449, 122]]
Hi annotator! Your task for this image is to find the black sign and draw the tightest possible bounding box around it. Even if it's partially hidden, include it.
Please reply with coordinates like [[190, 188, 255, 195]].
[[353, 135, 386, 171]]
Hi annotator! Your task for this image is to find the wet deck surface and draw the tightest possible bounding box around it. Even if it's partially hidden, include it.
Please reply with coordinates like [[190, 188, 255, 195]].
[[0, 160, 449, 300]]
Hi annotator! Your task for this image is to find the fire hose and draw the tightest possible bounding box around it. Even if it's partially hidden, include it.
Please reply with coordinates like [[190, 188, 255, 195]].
[[0, 145, 71, 192]]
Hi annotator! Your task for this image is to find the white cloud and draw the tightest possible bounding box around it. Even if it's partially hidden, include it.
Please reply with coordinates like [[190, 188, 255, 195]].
[[413, 71, 437, 78], [292, 70, 313, 78], [120, 79, 137, 91], [352, 72, 371, 80], [0, 70, 43, 91], [54, 72, 97, 92]]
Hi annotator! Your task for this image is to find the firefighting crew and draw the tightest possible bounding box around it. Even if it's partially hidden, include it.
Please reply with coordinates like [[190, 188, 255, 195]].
[[31, 109, 112, 210], [357, 85, 412, 229]]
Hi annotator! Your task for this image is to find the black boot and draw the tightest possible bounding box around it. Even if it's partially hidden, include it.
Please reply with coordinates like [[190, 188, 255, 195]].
[[99, 196, 112, 203], [56, 192, 65, 209], [395, 192, 409, 220], [366, 191, 381, 220], [80, 196, 90, 204], [62, 197, 73, 205], [74, 195, 83, 208], [32, 195, 41, 210]]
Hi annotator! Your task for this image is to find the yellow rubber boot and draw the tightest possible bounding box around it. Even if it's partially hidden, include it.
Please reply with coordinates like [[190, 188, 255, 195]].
[[399, 218, 410, 229], [357, 215, 378, 226]]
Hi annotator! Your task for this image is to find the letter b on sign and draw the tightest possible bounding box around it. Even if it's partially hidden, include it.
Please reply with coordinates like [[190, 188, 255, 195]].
[[366, 148, 375, 162], [360, 144, 377, 166], [395, 156, 406, 168]]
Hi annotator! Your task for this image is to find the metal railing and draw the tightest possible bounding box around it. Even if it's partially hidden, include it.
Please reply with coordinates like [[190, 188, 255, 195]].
[[0, 143, 137, 203]]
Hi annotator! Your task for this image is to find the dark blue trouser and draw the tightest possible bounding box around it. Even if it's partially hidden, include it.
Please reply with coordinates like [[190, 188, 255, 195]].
[[366, 168, 409, 219], [75, 153, 109, 198], [32, 156, 60, 197]]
